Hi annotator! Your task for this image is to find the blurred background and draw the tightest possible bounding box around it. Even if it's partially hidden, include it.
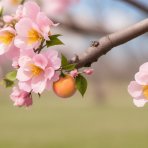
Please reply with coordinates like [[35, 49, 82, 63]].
[[0, 0, 148, 147]]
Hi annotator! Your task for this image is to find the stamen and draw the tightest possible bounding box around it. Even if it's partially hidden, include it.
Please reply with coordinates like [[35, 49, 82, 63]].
[[30, 64, 43, 76], [0, 32, 15, 45], [143, 85, 148, 100], [28, 29, 42, 44]]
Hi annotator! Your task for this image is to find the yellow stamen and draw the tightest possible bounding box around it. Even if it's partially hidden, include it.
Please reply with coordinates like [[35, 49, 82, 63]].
[[10, 0, 20, 5], [28, 29, 42, 44], [143, 85, 148, 100], [30, 64, 43, 76], [0, 31, 15, 45]]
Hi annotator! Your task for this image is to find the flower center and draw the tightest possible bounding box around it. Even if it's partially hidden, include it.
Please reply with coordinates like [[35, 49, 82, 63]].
[[0, 31, 15, 45], [30, 64, 43, 76], [10, 0, 20, 5], [143, 85, 148, 100], [28, 29, 42, 44]]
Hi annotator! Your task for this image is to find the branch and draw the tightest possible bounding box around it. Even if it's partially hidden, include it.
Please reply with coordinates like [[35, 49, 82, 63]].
[[56, 19, 110, 35], [122, 0, 148, 14], [70, 19, 148, 68]]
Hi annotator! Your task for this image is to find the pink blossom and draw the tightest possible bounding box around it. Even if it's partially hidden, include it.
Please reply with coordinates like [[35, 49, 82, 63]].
[[16, 49, 61, 93], [42, 0, 79, 15], [135, 62, 148, 85], [128, 81, 148, 107], [13, 1, 40, 21], [83, 68, 94, 75], [128, 62, 148, 107], [0, 27, 16, 55], [10, 87, 32, 107], [14, 18, 43, 50], [3, 1, 40, 22], [70, 69, 78, 78], [14, 2, 57, 49], [0, 0, 21, 14]]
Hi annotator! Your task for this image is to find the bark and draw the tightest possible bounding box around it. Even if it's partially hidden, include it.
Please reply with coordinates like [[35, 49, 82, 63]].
[[70, 19, 148, 68]]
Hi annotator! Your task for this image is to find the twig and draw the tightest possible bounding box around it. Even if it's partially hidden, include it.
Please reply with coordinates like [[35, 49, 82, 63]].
[[122, 0, 148, 14], [70, 19, 148, 68]]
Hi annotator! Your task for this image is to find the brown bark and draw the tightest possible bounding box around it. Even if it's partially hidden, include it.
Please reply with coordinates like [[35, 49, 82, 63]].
[[70, 19, 148, 68]]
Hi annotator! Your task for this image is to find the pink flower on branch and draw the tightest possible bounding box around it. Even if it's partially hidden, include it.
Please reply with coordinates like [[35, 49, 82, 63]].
[[0, 27, 17, 55], [128, 81, 148, 107], [83, 69, 94, 75], [70, 69, 78, 78], [14, 2, 57, 50], [16, 49, 61, 94], [10, 86, 32, 107], [128, 62, 148, 107]]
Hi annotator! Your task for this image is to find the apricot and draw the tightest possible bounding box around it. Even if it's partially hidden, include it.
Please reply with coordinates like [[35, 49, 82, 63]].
[[53, 75, 76, 98]]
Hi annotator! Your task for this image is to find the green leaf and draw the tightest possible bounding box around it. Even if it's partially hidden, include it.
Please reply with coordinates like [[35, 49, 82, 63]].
[[76, 74, 87, 97], [5, 71, 17, 81], [62, 64, 76, 71], [46, 34, 64, 47], [60, 71, 66, 77], [2, 79, 14, 88], [0, 7, 3, 17], [61, 54, 68, 66]]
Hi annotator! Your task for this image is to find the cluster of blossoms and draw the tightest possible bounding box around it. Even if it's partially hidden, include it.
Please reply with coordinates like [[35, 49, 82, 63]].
[[0, 0, 79, 15], [0, 1, 61, 107], [0, 1, 92, 108], [128, 63, 148, 107]]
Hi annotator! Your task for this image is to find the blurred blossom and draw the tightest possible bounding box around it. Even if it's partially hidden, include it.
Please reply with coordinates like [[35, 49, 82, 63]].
[[128, 62, 148, 107], [83, 69, 94, 75], [42, 0, 79, 15], [0, 0, 22, 14]]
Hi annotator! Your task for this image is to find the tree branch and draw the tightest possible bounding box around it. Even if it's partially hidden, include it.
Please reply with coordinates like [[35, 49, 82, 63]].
[[70, 19, 148, 68], [122, 0, 148, 14], [56, 19, 110, 35]]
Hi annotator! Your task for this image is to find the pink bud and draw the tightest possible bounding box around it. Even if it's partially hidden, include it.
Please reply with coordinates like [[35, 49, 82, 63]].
[[10, 87, 32, 107], [12, 58, 19, 69], [70, 69, 78, 78], [83, 69, 94, 75], [3, 15, 14, 23]]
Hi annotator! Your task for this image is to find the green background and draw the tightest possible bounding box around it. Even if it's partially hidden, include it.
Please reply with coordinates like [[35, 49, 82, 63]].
[[0, 81, 148, 148]]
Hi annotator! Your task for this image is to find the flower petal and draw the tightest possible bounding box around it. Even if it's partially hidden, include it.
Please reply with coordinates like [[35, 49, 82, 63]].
[[19, 81, 32, 92], [15, 18, 33, 37], [0, 44, 8, 55], [33, 54, 48, 69], [139, 62, 148, 73], [17, 68, 32, 81], [18, 56, 32, 68], [45, 67, 54, 79], [46, 79, 52, 90], [133, 99, 147, 107], [128, 81, 143, 99], [23, 1, 40, 21], [5, 44, 20, 59], [135, 72, 148, 85], [31, 76, 46, 93]]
